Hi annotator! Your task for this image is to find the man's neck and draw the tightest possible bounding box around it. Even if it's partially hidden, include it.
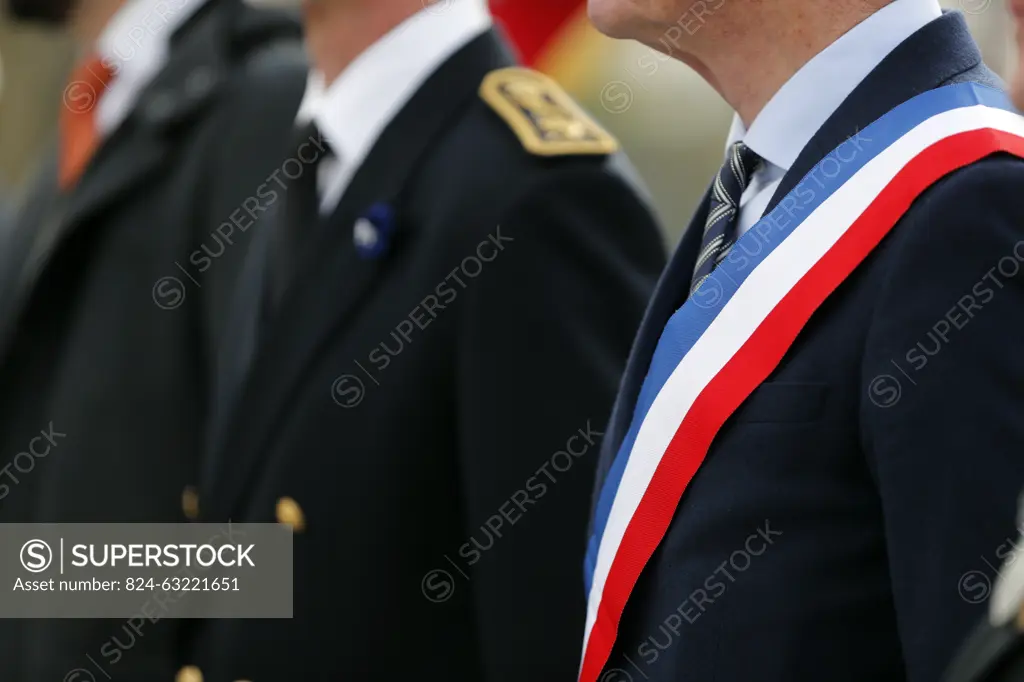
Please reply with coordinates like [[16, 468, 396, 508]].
[[303, 0, 424, 86], [674, 2, 883, 126], [69, 0, 126, 48]]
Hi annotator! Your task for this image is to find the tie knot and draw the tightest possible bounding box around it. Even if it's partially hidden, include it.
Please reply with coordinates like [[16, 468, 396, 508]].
[[727, 141, 761, 185], [291, 120, 332, 162], [689, 140, 762, 296], [64, 54, 117, 116]]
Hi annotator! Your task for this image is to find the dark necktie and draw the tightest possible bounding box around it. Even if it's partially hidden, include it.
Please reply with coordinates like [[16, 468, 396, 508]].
[[266, 120, 331, 314], [690, 141, 761, 295]]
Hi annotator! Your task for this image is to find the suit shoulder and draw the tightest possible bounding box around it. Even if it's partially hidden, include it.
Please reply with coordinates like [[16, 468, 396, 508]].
[[913, 153, 1024, 210], [227, 4, 304, 65], [867, 153, 1024, 315], [214, 7, 307, 126], [408, 68, 655, 235], [476, 67, 620, 159], [221, 3, 307, 92], [897, 153, 1024, 243], [422, 105, 649, 223]]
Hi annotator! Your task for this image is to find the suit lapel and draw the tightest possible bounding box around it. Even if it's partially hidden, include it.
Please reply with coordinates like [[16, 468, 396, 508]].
[[600, 188, 710, 467], [59, 130, 168, 230], [767, 11, 987, 213], [206, 30, 513, 517], [0, 127, 169, 358]]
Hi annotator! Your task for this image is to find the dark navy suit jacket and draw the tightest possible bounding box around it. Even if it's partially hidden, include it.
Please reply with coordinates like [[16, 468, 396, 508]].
[[593, 13, 1024, 682]]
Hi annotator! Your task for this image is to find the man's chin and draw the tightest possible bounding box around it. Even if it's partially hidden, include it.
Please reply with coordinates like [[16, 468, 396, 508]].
[[587, 0, 642, 39], [4, 0, 77, 25], [587, 0, 679, 54]]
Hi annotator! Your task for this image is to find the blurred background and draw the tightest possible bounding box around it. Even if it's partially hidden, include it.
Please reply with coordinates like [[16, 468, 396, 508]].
[[0, 0, 1014, 243]]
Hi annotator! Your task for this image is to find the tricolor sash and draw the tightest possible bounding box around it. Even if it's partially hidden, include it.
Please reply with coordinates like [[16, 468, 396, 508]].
[[579, 82, 1024, 682]]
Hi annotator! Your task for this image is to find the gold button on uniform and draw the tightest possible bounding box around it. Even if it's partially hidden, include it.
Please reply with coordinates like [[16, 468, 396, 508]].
[[181, 486, 199, 520], [176, 665, 203, 682], [276, 496, 305, 531]]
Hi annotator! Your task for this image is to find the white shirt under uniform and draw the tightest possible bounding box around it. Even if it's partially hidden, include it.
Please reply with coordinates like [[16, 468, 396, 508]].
[[294, 0, 492, 215]]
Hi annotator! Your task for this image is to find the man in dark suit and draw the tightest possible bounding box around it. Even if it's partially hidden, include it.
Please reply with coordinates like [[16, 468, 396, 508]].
[[0, 0, 307, 679], [191, 0, 665, 679], [579, 1, 1024, 681]]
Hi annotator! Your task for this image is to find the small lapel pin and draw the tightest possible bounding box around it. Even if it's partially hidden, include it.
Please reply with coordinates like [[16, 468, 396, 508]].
[[353, 202, 397, 260]]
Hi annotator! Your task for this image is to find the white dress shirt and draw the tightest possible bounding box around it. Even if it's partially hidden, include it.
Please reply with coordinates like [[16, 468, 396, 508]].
[[728, 0, 942, 237], [95, 0, 209, 137], [294, 0, 492, 214]]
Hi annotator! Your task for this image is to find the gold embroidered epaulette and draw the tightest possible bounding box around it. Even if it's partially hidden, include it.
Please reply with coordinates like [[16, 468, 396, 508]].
[[479, 67, 620, 157]]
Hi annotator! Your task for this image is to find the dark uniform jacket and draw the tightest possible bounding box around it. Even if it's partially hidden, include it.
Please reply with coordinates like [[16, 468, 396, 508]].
[[190, 28, 666, 682], [0, 1, 307, 679], [594, 12, 1024, 682]]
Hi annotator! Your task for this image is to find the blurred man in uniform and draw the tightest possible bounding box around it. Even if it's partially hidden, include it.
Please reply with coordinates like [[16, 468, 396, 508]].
[[0, 0, 307, 678], [578, 1, 1024, 682], [190, 0, 665, 679]]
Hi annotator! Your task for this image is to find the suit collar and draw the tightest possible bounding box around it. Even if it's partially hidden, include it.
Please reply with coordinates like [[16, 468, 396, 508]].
[[94, 0, 211, 136], [207, 29, 514, 517], [297, 0, 491, 212], [323, 29, 511, 225], [728, 0, 941, 175], [64, 0, 303, 229], [767, 10, 989, 213], [66, 0, 238, 230]]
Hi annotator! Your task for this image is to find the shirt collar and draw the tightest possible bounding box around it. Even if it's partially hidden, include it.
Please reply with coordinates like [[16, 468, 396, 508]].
[[726, 0, 942, 172], [296, 0, 492, 169], [97, 0, 209, 84]]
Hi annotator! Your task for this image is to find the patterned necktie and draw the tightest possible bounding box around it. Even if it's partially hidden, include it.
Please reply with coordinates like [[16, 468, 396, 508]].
[[690, 141, 761, 295], [59, 54, 116, 191]]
